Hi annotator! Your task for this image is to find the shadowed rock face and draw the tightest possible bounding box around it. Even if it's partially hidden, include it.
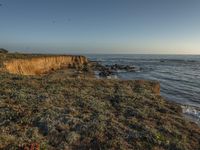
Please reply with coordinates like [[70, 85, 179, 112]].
[[3, 55, 88, 75]]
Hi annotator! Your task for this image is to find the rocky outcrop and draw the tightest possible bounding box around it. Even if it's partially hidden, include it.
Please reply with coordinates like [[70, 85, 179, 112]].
[[106, 64, 139, 72], [0, 48, 8, 54], [92, 63, 141, 78], [3, 55, 88, 75]]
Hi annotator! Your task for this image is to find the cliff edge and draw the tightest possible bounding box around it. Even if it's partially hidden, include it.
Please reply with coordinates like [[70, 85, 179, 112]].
[[3, 55, 88, 75], [0, 53, 199, 150]]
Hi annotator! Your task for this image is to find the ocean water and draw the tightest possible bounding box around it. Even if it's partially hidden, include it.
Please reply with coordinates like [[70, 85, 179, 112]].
[[86, 54, 200, 123]]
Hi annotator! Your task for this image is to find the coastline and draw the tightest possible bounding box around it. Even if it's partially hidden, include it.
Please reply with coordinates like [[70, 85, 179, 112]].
[[88, 54, 200, 124], [0, 53, 200, 149]]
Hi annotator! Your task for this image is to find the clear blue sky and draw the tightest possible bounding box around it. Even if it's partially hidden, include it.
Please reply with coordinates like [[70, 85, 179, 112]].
[[0, 0, 200, 54]]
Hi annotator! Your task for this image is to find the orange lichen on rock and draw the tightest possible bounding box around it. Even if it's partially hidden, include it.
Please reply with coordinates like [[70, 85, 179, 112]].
[[3, 55, 88, 75]]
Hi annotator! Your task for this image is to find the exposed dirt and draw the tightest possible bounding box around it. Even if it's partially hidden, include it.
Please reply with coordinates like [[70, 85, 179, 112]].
[[3, 55, 87, 75]]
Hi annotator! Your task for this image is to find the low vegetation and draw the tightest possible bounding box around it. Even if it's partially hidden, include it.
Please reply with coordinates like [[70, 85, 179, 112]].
[[0, 54, 200, 150]]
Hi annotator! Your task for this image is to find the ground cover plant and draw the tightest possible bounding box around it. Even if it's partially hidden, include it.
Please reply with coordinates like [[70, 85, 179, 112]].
[[0, 54, 200, 150]]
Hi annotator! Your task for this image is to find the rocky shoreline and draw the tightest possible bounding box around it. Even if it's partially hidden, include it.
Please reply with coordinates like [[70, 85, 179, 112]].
[[0, 53, 200, 150], [91, 61, 141, 78]]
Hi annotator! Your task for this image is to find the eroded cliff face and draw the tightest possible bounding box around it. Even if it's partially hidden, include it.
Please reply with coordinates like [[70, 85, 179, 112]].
[[3, 55, 88, 75]]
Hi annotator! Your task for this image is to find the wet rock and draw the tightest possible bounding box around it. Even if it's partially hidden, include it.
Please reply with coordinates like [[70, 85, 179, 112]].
[[95, 63, 140, 78], [109, 64, 137, 72], [92, 61, 105, 71], [98, 68, 114, 77], [96, 63, 141, 78]]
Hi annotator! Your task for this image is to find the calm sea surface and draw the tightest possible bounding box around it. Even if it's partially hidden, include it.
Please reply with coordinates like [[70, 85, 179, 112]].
[[86, 54, 200, 122]]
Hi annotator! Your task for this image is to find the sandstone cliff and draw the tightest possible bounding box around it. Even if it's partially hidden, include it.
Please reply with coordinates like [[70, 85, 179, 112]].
[[3, 55, 88, 75]]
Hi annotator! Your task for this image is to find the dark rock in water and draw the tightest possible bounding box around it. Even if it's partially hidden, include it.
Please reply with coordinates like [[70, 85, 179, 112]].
[[90, 61, 104, 71], [124, 65, 137, 72], [0, 48, 8, 54], [160, 59, 165, 63], [99, 68, 114, 77], [93, 62, 140, 78], [107, 64, 138, 72]]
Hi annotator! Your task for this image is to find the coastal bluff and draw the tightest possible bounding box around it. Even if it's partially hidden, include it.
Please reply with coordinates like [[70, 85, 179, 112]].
[[3, 55, 88, 75], [0, 53, 200, 149]]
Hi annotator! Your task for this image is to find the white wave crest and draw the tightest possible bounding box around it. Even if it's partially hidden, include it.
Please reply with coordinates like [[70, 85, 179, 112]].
[[181, 105, 200, 124]]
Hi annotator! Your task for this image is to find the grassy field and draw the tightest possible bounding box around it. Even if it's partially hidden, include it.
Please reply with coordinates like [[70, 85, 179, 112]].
[[0, 53, 200, 150]]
